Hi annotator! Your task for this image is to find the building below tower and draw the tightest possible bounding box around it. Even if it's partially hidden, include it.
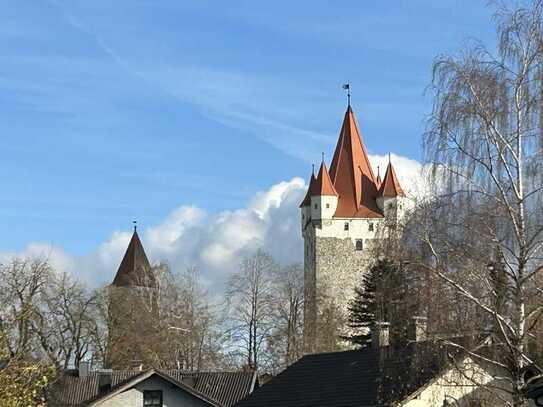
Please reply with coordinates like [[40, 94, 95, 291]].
[[300, 104, 409, 354]]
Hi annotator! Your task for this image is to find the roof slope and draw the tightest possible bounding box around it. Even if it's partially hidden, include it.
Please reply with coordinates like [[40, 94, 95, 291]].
[[379, 161, 406, 198], [111, 230, 156, 288], [329, 106, 382, 218], [234, 342, 451, 407], [299, 172, 316, 207], [313, 161, 337, 196], [376, 166, 383, 190], [51, 370, 256, 407]]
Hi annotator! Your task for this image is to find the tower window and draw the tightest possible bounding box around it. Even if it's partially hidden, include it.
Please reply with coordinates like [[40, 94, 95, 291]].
[[326, 203, 330, 209], [344, 222, 349, 231], [369, 223, 374, 232], [144, 390, 163, 406], [314, 203, 318, 209], [302, 214, 305, 220], [355, 239, 363, 251]]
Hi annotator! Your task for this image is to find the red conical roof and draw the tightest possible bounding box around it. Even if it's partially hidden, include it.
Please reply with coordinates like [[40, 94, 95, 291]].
[[313, 161, 338, 196], [379, 161, 406, 198], [329, 106, 382, 218], [300, 171, 317, 207], [112, 229, 156, 288]]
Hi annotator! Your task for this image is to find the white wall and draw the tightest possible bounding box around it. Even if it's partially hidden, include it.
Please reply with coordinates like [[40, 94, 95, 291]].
[[310, 195, 338, 220], [97, 375, 210, 407], [402, 358, 503, 407], [315, 217, 385, 247]]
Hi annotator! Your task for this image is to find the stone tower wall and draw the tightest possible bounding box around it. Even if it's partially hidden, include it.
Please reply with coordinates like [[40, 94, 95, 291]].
[[303, 218, 385, 353]]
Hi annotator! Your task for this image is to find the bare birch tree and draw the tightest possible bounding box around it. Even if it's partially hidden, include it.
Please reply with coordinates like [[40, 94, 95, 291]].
[[159, 266, 223, 371], [421, 1, 543, 404], [226, 250, 275, 370], [266, 263, 304, 372]]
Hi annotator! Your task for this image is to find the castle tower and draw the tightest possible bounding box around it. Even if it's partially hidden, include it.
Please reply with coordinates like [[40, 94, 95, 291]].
[[301, 105, 407, 353], [107, 225, 159, 369]]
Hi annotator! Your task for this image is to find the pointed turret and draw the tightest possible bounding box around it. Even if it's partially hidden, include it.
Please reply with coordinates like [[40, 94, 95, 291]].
[[300, 170, 317, 207], [379, 160, 405, 198], [313, 160, 337, 196], [329, 106, 381, 218], [112, 227, 156, 288], [376, 166, 382, 190]]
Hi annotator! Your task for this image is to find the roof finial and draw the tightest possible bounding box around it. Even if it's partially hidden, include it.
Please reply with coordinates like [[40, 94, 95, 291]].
[[321, 151, 325, 163], [133, 220, 137, 232], [388, 152, 391, 164], [312, 163, 315, 175], [342, 83, 351, 107], [377, 165, 380, 177]]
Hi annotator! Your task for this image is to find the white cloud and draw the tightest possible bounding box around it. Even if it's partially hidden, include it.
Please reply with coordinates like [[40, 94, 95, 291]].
[[369, 153, 433, 200], [0, 154, 428, 291], [0, 242, 75, 275]]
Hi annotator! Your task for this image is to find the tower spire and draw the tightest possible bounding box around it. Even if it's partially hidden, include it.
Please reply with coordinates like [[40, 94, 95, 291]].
[[112, 225, 155, 288], [342, 83, 351, 106]]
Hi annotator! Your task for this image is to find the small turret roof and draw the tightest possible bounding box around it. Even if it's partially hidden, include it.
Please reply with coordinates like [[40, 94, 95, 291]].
[[376, 166, 382, 190], [379, 160, 406, 198], [313, 161, 337, 196], [299, 171, 317, 207]]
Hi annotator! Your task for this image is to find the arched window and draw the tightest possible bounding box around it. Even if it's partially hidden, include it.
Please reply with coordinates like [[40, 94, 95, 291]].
[[355, 239, 363, 251]]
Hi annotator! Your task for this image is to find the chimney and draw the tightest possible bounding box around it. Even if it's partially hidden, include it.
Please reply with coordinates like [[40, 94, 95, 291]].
[[78, 361, 90, 378], [372, 321, 390, 348], [98, 370, 113, 395], [409, 316, 428, 342], [181, 375, 196, 388]]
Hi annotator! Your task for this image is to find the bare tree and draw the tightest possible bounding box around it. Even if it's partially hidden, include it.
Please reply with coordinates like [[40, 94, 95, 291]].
[[32, 272, 98, 370], [421, 1, 543, 404], [226, 250, 275, 370], [0, 258, 51, 358], [266, 263, 304, 372], [159, 266, 223, 371], [0, 257, 56, 406]]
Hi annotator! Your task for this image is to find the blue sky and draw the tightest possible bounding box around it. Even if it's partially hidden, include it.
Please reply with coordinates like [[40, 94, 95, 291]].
[[1, 1, 495, 261]]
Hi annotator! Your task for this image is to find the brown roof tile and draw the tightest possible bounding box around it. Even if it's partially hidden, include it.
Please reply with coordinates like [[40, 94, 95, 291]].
[[111, 230, 156, 288], [51, 370, 256, 407], [299, 172, 317, 207], [329, 106, 382, 218], [379, 161, 406, 198], [313, 161, 337, 196]]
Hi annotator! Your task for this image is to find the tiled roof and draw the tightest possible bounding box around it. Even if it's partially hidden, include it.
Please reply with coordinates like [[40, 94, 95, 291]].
[[51, 369, 256, 407], [111, 230, 156, 288], [299, 172, 316, 207], [379, 161, 406, 198], [234, 342, 452, 407], [313, 161, 337, 196]]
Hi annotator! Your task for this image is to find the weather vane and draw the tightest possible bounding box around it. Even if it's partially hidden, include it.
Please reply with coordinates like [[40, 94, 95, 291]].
[[342, 83, 351, 106], [133, 220, 137, 232]]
